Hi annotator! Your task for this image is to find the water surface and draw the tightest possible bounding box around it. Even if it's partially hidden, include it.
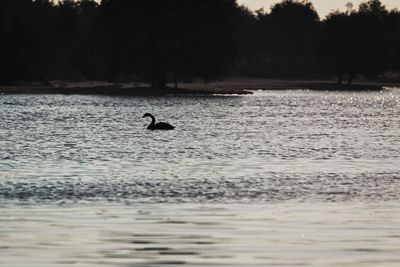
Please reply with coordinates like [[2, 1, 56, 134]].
[[1, 89, 400, 266]]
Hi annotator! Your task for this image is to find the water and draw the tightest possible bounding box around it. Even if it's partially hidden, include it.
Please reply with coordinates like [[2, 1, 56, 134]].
[[1, 89, 400, 266]]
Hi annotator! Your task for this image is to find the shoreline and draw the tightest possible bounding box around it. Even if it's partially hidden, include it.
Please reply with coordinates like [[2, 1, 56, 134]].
[[1, 78, 399, 96], [0, 84, 252, 96], [183, 78, 400, 91]]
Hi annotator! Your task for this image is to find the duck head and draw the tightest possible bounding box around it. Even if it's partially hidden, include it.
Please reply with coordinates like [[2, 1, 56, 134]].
[[142, 113, 152, 118]]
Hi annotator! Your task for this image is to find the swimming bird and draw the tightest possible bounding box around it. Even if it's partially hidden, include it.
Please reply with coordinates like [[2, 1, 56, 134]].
[[142, 113, 175, 130]]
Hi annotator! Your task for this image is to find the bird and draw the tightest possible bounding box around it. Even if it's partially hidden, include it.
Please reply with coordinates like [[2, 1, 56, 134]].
[[142, 113, 175, 130]]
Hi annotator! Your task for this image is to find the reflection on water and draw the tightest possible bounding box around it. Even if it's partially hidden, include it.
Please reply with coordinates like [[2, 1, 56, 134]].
[[1, 89, 400, 266], [0, 90, 399, 203], [1, 203, 400, 267]]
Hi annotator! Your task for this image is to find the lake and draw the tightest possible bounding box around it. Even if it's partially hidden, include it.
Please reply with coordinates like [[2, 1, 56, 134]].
[[1, 89, 400, 266]]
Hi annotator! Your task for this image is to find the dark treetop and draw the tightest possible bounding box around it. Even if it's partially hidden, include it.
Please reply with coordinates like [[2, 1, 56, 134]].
[[0, 0, 399, 86]]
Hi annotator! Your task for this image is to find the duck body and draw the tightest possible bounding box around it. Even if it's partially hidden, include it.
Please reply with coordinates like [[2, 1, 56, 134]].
[[143, 113, 175, 130]]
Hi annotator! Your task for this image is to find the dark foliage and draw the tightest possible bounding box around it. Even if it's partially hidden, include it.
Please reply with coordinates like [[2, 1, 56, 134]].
[[97, 0, 237, 86], [321, 0, 395, 84], [0, 0, 399, 85], [254, 0, 320, 77]]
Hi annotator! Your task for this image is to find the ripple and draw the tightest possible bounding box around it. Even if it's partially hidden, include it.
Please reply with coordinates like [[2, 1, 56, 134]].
[[0, 91, 399, 204], [1, 171, 399, 203]]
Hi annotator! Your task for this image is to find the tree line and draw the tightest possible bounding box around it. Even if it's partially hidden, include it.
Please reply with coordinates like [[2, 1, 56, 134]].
[[0, 0, 399, 86]]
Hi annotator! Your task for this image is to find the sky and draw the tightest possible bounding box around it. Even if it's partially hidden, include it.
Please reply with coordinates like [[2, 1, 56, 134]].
[[238, 0, 400, 17]]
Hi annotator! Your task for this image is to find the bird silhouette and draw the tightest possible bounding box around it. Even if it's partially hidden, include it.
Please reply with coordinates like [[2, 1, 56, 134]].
[[142, 113, 175, 130]]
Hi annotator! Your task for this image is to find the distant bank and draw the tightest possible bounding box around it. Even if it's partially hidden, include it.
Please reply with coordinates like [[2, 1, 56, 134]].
[[1, 78, 399, 96], [0, 82, 252, 96]]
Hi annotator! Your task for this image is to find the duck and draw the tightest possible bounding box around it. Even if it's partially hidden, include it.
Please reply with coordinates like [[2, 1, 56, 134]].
[[142, 113, 175, 130]]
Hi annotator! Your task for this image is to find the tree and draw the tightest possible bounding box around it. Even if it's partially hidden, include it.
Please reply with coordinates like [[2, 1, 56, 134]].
[[97, 0, 238, 87], [1, 0, 399, 85], [256, 0, 320, 77], [322, 0, 390, 84], [0, 0, 35, 83], [385, 9, 400, 71], [322, 12, 354, 84], [232, 5, 262, 76]]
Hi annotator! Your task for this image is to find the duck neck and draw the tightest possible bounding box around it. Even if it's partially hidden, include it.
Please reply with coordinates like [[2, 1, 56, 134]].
[[148, 115, 156, 126]]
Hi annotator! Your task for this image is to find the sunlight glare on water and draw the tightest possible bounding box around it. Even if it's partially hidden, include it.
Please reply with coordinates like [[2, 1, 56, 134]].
[[1, 89, 400, 266]]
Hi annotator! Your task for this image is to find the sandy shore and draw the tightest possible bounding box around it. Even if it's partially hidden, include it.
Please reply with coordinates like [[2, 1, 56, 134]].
[[1, 78, 399, 96], [0, 80, 252, 96], [182, 78, 400, 91], [0, 85, 251, 96]]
